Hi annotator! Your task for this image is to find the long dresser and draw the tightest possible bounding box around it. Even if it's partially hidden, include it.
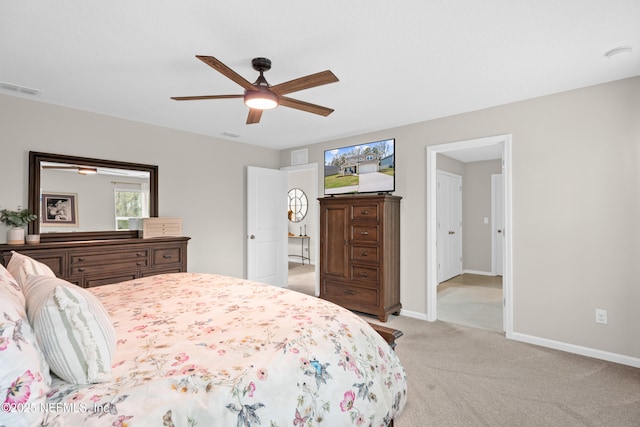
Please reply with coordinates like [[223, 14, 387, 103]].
[[319, 195, 401, 322], [0, 236, 189, 288]]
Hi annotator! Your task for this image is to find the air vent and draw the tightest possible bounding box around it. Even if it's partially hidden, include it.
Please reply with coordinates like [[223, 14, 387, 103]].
[[221, 131, 242, 138], [291, 148, 308, 165], [0, 82, 42, 96]]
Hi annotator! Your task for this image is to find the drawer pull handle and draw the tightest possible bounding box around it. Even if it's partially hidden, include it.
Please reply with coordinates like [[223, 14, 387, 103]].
[[344, 289, 356, 295], [77, 257, 85, 262], [137, 252, 144, 257], [361, 252, 368, 256], [360, 231, 369, 236], [362, 210, 368, 215], [360, 272, 368, 277], [136, 262, 143, 266], [78, 268, 85, 272], [163, 254, 172, 259]]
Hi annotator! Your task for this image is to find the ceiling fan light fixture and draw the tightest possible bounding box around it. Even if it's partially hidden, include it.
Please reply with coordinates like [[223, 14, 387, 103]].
[[78, 167, 97, 175], [244, 87, 278, 110]]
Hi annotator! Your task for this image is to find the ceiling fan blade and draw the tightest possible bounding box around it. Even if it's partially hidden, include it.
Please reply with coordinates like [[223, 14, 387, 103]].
[[278, 96, 334, 116], [246, 109, 263, 124], [196, 55, 255, 90], [171, 94, 243, 101], [271, 70, 338, 96]]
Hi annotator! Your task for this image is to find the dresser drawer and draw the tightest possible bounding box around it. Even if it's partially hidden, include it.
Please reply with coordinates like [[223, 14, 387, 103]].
[[71, 259, 147, 276], [152, 247, 183, 266], [85, 273, 138, 288], [71, 250, 148, 265], [350, 225, 379, 243], [351, 265, 379, 285], [351, 204, 379, 222], [322, 281, 378, 307], [351, 245, 379, 263]]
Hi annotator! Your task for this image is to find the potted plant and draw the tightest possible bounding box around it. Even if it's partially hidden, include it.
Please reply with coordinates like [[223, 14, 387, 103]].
[[0, 206, 38, 245]]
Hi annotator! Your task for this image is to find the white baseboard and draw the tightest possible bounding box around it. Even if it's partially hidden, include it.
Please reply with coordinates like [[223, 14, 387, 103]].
[[397, 311, 640, 368], [398, 309, 428, 321], [462, 269, 495, 276], [508, 331, 640, 369]]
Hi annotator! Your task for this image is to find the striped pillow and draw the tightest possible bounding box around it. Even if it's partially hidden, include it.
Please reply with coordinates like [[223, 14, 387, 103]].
[[22, 275, 116, 384], [7, 251, 56, 288]]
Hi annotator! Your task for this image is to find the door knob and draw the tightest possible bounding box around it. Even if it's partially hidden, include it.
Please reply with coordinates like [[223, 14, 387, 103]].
[[448, 231, 455, 235], [249, 235, 255, 239], [497, 230, 502, 233]]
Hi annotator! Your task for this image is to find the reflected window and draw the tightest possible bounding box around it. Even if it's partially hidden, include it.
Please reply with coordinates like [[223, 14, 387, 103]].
[[114, 189, 143, 230]]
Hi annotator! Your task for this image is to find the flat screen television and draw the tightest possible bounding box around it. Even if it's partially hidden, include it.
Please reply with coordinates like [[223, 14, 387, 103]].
[[324, 138, 395, 195]]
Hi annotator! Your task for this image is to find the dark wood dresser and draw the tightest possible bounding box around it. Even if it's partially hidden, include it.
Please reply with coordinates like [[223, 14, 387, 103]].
[[319, 195, 401, 322], [0, 236, 189, 288]]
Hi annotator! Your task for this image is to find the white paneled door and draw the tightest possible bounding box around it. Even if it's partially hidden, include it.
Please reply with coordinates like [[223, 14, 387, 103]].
[[437, 170, 462, 283], [247, 166, 288, 286], [492, 174, 504, 276]]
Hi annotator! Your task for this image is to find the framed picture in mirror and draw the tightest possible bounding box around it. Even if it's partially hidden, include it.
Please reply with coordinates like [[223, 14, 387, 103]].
[[41, 192, 78, 226]]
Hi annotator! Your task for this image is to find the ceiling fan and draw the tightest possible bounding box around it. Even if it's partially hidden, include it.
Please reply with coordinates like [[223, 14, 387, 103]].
[[171, 55, 339, 124], [42, 165, 97, 175]]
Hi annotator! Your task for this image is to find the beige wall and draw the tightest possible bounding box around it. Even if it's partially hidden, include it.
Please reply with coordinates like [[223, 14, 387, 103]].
[[281, 76, 640, 361], [436, 155, 502, 273], [2, 75, 638, 362], [462, 159, 502, 272], [0, 94, 281, 278]]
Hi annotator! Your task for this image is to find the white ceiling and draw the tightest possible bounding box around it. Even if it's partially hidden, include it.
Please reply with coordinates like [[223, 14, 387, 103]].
[[1, 1, 638, 150]]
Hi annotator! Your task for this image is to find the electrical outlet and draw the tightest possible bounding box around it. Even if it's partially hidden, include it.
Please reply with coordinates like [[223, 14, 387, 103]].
[[595, 309, 607, 324]]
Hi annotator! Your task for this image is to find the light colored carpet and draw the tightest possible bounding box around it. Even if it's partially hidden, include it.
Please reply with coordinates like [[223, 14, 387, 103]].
[[376, 315, 640, 427], [287, 262, 315, 296], [438, 273, 503, 332], [286, 268, 640, 425]]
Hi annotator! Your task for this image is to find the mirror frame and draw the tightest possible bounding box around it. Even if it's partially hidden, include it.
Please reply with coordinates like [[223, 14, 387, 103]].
[[287, 188, 308, 223], [28, 151, 158, 242]]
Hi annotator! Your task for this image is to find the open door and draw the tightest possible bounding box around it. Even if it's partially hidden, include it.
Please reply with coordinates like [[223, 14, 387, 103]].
[[247, 166, 288, 286], [437, 170, 462, 283]]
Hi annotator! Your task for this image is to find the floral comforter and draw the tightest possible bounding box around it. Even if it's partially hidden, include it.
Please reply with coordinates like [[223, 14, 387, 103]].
[[43, 273, 407, 426]]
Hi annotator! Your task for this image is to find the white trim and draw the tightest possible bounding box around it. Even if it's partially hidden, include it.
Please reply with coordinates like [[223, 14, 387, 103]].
[[398, 309, 429, 321], [509, 332, 640, 369], [462, 269, 494, 276], [426, 135, 513, 333]]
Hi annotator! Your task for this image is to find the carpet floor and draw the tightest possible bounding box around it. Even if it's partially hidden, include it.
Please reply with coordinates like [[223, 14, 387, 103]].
[[371, 316, 640, 427], [287, 267, 640, 425]]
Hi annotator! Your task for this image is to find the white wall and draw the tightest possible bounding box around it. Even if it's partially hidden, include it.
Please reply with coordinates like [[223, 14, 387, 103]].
[[0, 94, 281, 278], [280, 76, 640, 362]]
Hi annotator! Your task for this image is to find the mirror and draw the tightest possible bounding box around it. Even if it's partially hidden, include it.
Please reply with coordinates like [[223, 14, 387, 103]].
[[28, 151, 158, 242], [287, 188, 308, 223]]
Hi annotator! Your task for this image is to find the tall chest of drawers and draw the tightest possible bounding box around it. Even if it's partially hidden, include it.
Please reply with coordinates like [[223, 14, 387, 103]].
[[319, 195, 401, 322], [0, 237, 189, 288]]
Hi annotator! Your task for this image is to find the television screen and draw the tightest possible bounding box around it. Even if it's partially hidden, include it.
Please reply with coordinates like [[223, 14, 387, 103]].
[[324, 138, 395, 195]]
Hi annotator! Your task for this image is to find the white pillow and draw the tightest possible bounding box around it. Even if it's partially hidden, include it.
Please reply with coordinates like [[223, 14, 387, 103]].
[[0, 265, 51, 427], [23, 275, 116, 384], [6, 251, 56, 288]]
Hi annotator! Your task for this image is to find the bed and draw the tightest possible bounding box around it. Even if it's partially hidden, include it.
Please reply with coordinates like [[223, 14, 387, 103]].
[[1, 254, 407, 427]]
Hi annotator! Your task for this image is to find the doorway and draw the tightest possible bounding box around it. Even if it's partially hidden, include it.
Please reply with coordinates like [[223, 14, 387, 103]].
[[281, 163, 319, 296], [426, 135, 513, 335]]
